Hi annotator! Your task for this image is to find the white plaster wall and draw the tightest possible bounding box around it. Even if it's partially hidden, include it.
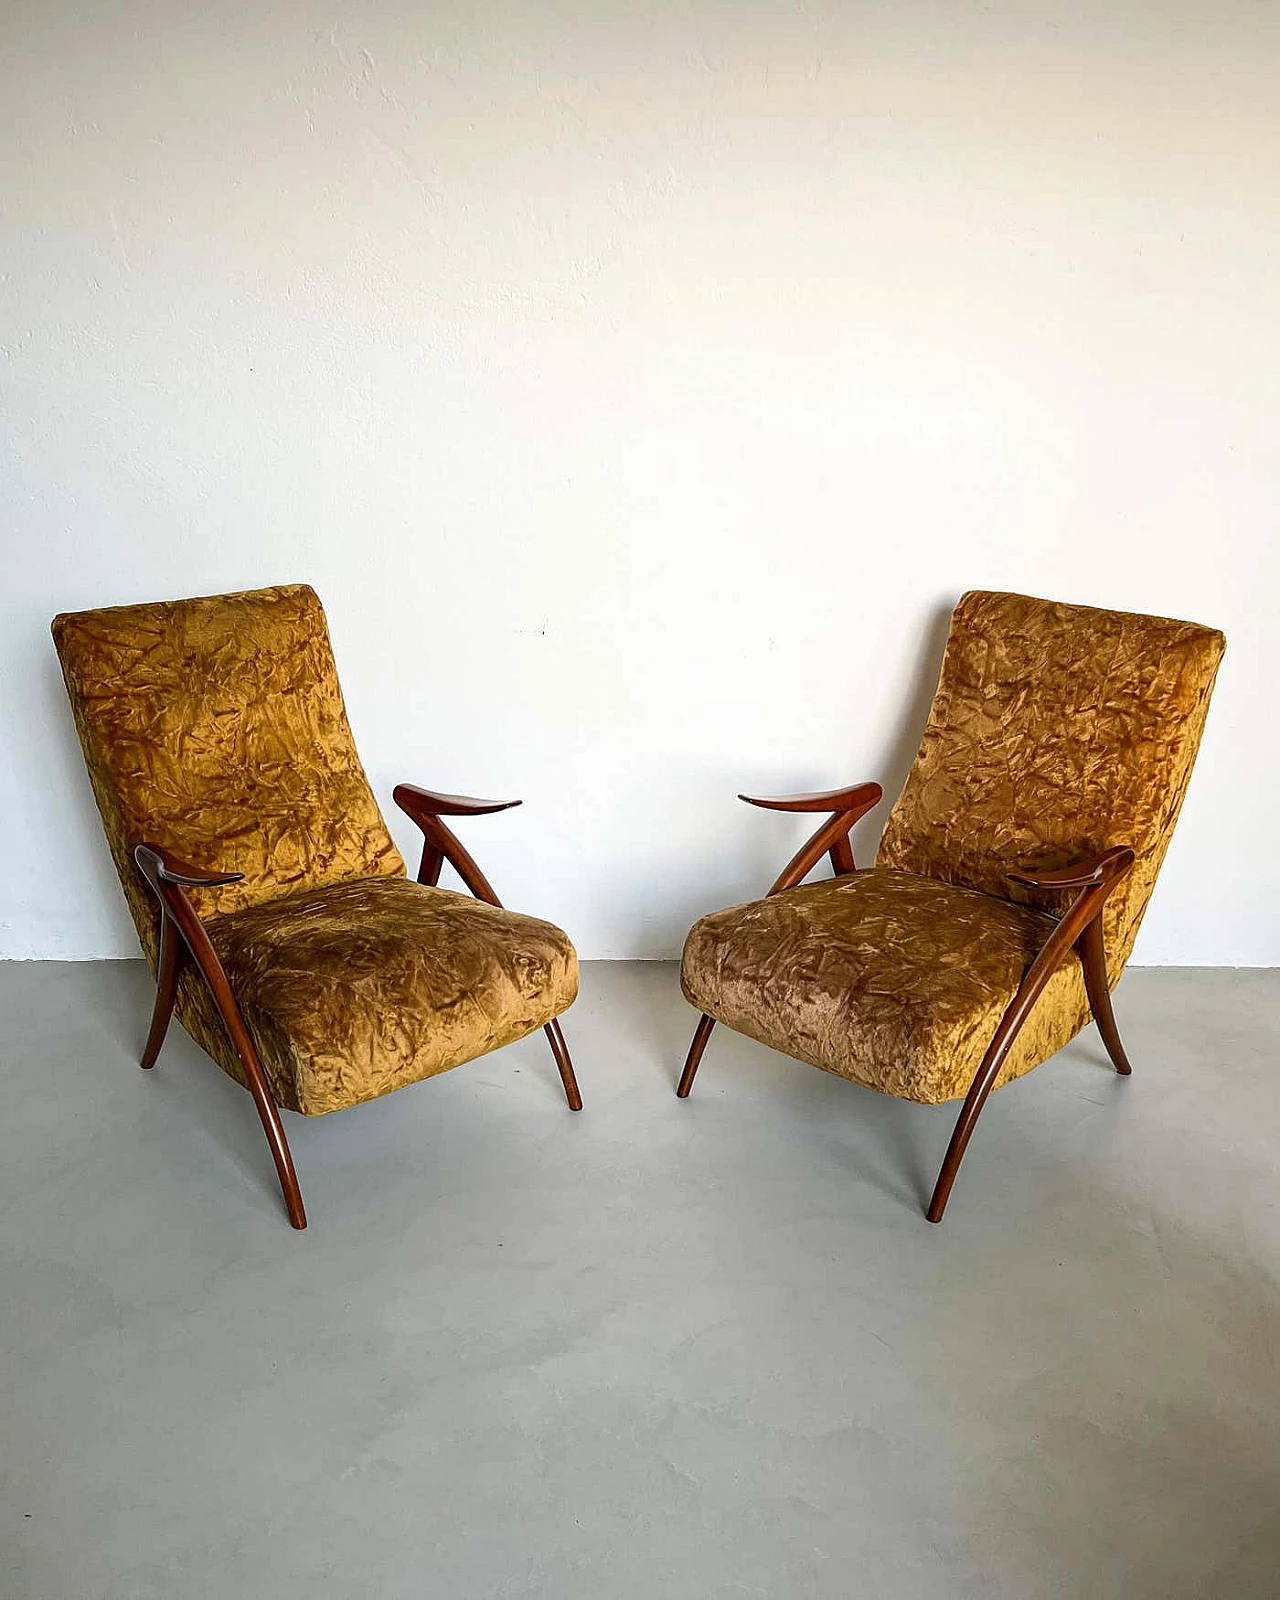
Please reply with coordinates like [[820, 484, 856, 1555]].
[[2, 1, 1276, 963]]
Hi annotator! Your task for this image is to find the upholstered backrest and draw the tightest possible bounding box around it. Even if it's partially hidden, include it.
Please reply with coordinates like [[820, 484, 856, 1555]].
[[53, 585, 404, 946], [877, 590, 1224, 970]]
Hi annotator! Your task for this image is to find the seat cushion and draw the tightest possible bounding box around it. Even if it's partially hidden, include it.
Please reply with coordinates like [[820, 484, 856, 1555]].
[[681, 868, 1094, 1105], [176, 876, 578, 1115]]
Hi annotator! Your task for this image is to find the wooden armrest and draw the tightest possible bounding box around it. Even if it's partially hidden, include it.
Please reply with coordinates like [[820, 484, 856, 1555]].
[[742, 782, 884, 895], [393, 784, 522, 823], [391, 787, 516, 906], [134, 843, 244, 889], [1008, 847, 1136, 892], [739, 782, 883, 814]]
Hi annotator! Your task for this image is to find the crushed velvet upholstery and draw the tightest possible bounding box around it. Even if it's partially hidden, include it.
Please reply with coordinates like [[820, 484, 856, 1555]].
[[51, 585, 405, 938], [878, 591, 1226, 980], [682, 591, 1224, 1104], [179, 878, 578, 1116], [53, 584, 577, 1115], [684, 870, 1081, 1105]]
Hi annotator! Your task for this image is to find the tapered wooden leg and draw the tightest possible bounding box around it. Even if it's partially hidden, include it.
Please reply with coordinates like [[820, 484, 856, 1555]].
[[927, 871, 1134, 1224], [1077, 918, 1132, 1075], [241, 1067, 308, 1229], [677, 1014, 716, 1098], [133, 846, 306, 1230], [927, 1064, 1000, 1225], [207, 975, 307, 1229], [140, 915, 179, 1069], [544, 1019, 582, 1111], [927, 929, 1078, 1224]]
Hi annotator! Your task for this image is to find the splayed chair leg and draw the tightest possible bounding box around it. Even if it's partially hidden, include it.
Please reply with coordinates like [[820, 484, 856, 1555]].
[[140, 915, 180, 1069], [544, 1019, 582, 1110], [239, 1054, 307, 1229], [677, 1014, 716, 1098], [927, 941, 1068, 1224], [927, 1058, 1003, 1226], [134, 844, 307, 1229], [184, 940, 307, 1227], [925, 856, 1140, 1224], [207, 982, 307, 1229], [1077, 918, 1133, 1075], [928, 966, 1067, 1224]]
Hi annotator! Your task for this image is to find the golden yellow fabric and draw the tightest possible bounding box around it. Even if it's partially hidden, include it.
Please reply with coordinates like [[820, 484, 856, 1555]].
[[683, 591, 1225, 1104], [878, 590, 1226, 977], [52, 585, 404, 945], [52, 584, 577, 1116], [682, 870, 1082, 1104], [180, 877, 578, 1116]]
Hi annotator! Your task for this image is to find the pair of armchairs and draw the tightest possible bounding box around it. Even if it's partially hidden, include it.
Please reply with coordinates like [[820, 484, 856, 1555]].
[[53, 585, 1224, 1230]]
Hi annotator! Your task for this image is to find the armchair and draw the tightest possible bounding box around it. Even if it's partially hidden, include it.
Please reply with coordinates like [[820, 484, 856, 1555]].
[[677, 590, 1224, 1222], [53, 585, 581, 1229]]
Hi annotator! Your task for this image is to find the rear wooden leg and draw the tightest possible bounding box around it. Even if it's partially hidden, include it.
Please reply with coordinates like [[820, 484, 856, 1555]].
[[676, 1014, 716, 1098], [140, 915, 179, 1070], [544, 1019, 582, 1111], [1077, 919, 1133, 1075]]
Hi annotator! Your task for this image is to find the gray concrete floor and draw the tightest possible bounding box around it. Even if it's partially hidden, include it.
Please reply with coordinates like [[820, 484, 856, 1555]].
[[1, 960, 1278, 1600]]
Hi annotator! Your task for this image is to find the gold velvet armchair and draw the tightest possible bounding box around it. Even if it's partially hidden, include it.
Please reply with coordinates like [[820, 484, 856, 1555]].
[[677, 591, 1224, 1222], [53, 584, 581, 1230]]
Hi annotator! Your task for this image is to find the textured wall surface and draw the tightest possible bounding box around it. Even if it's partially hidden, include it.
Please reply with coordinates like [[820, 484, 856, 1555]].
[[3, 1, 1277, 961]]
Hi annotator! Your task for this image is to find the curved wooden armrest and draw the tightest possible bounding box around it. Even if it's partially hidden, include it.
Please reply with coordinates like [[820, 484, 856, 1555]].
[[739, 781, 883, 814], [391, 787, 513, 906], [393, 784, 521, 822], [744, 781, 884, 896], [1008, 846, 1135, 893], [134, 842, 244, 890], [392, 783, 581, 1112]]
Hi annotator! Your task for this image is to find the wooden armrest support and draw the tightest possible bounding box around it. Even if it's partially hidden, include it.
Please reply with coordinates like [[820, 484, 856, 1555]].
[[739, 782, 883, 814], [393, 784, 521, 822], [392, 785, 514, 907], [1008, 846, 1135, 893], [134, 843, 244, 889], [745, 782, 883, 896], [392, 784, 581, 1113]]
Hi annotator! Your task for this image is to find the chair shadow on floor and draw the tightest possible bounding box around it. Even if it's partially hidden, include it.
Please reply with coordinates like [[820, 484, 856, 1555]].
[[107, 955, 582, 1222]]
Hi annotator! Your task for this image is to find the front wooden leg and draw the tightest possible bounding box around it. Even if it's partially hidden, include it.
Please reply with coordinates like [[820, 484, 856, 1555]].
[[134, 844, 307, 1230], [926, 851, 1138, 1223], [217, 991, 308, 1231]]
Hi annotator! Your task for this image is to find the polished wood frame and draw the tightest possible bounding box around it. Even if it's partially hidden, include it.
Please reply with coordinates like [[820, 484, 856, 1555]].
[[134, 787, 580, 1231], [676, 787, 1136, 1224], [393, 785, 582, 1113], [135, 842, 308, 1229]]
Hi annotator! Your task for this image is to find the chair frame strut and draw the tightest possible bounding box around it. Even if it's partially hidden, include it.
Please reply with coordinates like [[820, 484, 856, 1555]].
[[134, 789, 581, 1231], [675, 784, 1136, 1224], [393, 785, 582, 1114], [135, 842, 308, 1230]]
